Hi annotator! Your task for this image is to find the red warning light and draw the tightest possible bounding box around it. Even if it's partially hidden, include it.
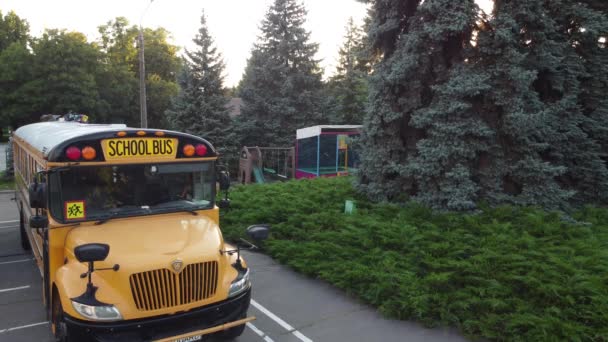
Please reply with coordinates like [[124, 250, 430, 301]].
[[195, 144, 207, 157], [66, 146, 81, 161]]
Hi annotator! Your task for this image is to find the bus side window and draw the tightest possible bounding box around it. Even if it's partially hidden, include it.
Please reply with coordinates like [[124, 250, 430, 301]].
[[49, 172, 63, 220], [193, 171, 212, 203]]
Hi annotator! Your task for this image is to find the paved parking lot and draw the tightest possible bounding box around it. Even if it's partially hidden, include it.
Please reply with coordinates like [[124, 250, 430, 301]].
[[0, 190, 466, 341]]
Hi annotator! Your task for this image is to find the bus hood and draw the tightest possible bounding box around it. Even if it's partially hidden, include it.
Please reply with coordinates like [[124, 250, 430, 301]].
[[58, 213, 241, 320], [64, 213, 224, 264]]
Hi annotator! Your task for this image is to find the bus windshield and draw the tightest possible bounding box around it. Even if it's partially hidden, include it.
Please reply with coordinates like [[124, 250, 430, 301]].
[[49, 162, 215, 222]]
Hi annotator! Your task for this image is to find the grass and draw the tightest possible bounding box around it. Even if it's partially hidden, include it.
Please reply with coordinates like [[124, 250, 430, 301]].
[[220, 177, 608, 341], [0, 171, 15, 191]]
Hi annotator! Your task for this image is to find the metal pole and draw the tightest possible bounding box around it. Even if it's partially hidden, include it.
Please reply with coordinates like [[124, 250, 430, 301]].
[[139, 28, 147, 128], [139, 0, 154, 128]]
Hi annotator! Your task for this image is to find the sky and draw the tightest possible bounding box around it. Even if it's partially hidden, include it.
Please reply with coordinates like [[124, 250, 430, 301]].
[[2, 0, 494, 87], [1, 0, 369, 87]]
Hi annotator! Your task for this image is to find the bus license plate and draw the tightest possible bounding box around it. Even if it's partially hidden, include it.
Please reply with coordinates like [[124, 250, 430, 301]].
[[102, 138, 178, 161], [173, 335, 203, 342]]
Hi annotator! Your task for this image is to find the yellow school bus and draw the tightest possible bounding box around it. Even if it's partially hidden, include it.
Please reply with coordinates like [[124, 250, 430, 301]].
[[12, 121, 268, 342]]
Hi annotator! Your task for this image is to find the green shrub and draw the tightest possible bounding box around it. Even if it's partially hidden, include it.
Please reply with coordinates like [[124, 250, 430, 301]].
[[0, 171, 14, 190], [221, 177, 608, 341]]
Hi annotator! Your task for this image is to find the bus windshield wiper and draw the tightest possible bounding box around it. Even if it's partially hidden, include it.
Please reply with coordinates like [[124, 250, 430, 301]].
[[152, 204, 199, 216], [94, 212, 119, 225], [94, 208, 147, 225]]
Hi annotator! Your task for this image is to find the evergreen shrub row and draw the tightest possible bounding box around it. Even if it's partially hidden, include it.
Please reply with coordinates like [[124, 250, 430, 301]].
[[221, 177, 608, 341]]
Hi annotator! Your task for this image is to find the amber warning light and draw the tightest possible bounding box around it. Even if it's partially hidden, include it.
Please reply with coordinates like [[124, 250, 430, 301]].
[[183, 144, 207, 157]]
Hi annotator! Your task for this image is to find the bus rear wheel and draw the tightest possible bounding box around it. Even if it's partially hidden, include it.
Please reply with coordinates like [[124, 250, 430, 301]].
[[19, 210, 30, 251]]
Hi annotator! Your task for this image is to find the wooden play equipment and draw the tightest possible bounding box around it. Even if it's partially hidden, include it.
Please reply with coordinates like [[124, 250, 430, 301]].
[[239, 146, 295, 184]]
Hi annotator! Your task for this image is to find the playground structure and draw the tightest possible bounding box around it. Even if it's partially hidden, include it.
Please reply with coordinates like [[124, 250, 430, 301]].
[[239, 146, 295, 184], [238, 125, 361, 184], [296, 125, 361, 179]]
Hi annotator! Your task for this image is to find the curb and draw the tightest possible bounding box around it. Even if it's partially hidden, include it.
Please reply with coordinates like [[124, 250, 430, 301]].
[[0, 190, 15, 194]]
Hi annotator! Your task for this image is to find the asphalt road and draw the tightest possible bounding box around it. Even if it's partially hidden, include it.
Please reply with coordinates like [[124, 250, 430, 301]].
[[0, 190, 466, 342]]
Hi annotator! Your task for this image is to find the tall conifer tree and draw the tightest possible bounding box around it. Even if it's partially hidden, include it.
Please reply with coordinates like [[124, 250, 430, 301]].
[[357, 0, 486, 210], [358, 0, 608, 210], [327, 18, 368, 125], [238, 0, 325, 146], [166, 11, 232, 155]]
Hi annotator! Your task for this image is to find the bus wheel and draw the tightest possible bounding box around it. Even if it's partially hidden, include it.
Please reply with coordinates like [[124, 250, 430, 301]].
[[220, 313, 247, 340], [52, 291, 83, 342], [19, 210, 31, 251]]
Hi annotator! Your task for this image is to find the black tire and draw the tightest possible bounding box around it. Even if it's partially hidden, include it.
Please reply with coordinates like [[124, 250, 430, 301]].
[[52, 290, 85, 342], [220, 313, 247, 340], [19, 210, 31, 251], [52, 291, 69, 342]]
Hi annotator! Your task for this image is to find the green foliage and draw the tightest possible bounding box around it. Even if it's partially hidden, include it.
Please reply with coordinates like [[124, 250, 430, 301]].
[[0, 41, 35, 127], [165, 11, 235, 165], [222, 177, 608, 341], [0, 10, 31, 128], [326, 17, 368, 125], [237, 0, 326, 146], [0, 13, 180, 129], [28, 30, 104, 118], [357, 0, 608, 211], [0, 10, 29, 51], [97, 18, 180, 127], [0, 170, 14, 190]]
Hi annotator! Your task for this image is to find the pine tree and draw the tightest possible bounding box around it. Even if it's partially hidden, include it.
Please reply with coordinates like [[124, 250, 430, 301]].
[[358, 0, 608, 210], [238, 0, 325, 146], [471, 0, 608, 207], [357, 0, 487, 210], [327, 18, 368, 125], [166, 11, 232, 157]]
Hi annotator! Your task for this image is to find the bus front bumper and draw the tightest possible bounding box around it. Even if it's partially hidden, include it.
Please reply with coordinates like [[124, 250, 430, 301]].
[[63, 289, 251, 342]]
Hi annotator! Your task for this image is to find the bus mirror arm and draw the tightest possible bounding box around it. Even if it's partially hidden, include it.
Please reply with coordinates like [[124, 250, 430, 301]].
[[79, 264, 120, 279], [220, 236, 266, 270], [73, 243, 119, 305]]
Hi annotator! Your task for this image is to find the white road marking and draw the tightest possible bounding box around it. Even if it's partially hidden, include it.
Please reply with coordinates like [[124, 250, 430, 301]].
[[0, 285, 30, 293], [0, 225, 18, 230], [246, 322, 276, 342], [251, 299, 313, 342], [0, 258, 33, 265], [0, 220, 18, 224], [0, 321, 48, 334]]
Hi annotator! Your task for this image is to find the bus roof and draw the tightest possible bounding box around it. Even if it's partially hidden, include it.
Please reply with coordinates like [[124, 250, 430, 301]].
[[14, 122, 128, 157], [13, 122, 217, 161]]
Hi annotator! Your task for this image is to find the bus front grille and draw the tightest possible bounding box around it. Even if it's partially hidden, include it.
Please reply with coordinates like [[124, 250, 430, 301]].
[[129, 261, 219, 311]]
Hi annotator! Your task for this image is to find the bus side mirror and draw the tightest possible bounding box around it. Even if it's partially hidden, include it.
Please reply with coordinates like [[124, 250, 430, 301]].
[[74, 243, 110, 263], [30, 215, 49, 229], [218, 198, 231, 209], [246, 224, 270, 241], [28, 182, 47, 209], [219, 171, 230, 191]]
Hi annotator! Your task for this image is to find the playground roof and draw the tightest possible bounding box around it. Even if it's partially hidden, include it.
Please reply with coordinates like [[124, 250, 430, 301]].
[[296, 125, 362, 140]]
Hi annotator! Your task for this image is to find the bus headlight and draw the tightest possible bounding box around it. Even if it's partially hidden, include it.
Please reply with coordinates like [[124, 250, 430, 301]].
[[228, 268, 251, 298], [71, 301, 122, 321]]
